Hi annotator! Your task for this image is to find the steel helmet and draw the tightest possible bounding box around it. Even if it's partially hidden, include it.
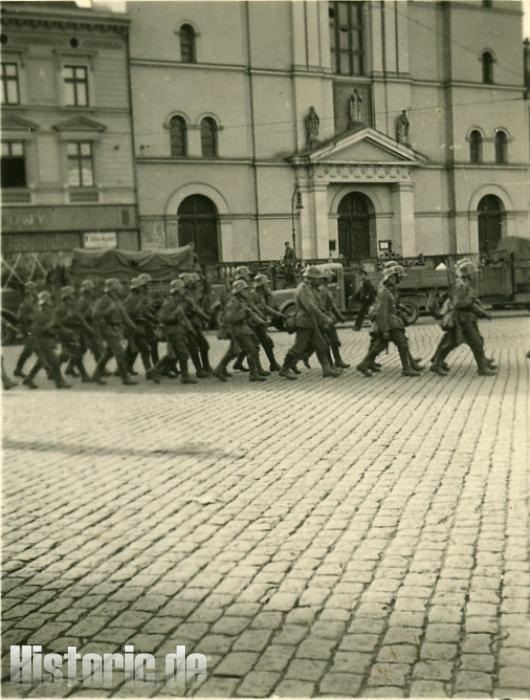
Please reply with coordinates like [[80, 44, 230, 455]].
[[382, 260, 400, 270], [60, 285, 76, 299], [104, 278, 122, 293], [321, 268, 333, 280], [137, 273, 152, 284], [383, 264, 406, 280], [38, 290, 52, 305], [129, 276, 145, 290], [80, 279, 95, 292], [189, 272, 201, 283], [302, 266, 322, 280], [235, 266, 251, 280], [253, 273, 269, 287], [456, 259, 477, 276], [232, 279, 248, 294], [170, 278, 185, 294], [24, 281, 37, 292]]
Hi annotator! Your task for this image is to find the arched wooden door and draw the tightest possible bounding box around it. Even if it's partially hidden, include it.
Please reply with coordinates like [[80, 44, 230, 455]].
[[338, 192, 373, 261], [178, 194, 219, 263], [478, 195, 503, 255]]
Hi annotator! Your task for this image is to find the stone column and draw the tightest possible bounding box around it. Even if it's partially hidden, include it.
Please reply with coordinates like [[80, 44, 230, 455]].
[[391, 181, 416, 258]]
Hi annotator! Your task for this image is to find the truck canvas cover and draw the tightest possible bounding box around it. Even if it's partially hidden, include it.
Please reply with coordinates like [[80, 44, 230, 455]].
[[70, 245, 194, 282], [492, 236, 530, 259]]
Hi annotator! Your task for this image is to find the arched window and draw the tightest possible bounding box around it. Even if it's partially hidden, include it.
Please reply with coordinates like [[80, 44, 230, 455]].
[[169, 116, 187, 157], [200, 117, 217, 157], [469, 130, 483, 164], [478, 195, 504, 255], [482, 51, 494, 84], [495, 130, 508, 164], [179, 24, 196, 63]]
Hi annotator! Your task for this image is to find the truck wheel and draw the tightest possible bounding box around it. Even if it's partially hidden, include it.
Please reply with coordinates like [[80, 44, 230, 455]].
[[401, 301, 419, 326]]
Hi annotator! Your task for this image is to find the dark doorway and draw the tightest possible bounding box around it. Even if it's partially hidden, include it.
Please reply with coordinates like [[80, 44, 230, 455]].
[[178, 194, 219, 264], [338, 192, 373, 260], [478, 195, 503, 256]]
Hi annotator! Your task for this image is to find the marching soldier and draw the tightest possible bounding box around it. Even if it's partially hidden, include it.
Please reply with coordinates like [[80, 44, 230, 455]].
[[353, 269, 377, 331], [319, 269, 350, 369], [22, 291, 71, 390], [430, 259, 497, 376], [356, 264, 421, 377], [91, 278, 138, 386], [251, 273, 283, 372], [213, 279, 268, 382], [124, 276, 161, 383], [55, 285, 91, 382], [13, 281, 38, 378], [152, 278, 197, 384], [279, 266, 341, 380], [231, 266, 271, 375], [75, 279, 107, 370], [180, 272, 213, 376]]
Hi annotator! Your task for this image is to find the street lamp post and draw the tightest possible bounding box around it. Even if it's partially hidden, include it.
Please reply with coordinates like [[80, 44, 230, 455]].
[[291, 187, 303, 255]]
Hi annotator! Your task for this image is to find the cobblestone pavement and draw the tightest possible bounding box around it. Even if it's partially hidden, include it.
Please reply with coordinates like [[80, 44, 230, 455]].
[[2, 315, 530, 698]]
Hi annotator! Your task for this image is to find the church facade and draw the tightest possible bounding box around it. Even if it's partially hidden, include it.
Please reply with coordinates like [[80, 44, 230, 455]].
[[128, 0, 529, 263]]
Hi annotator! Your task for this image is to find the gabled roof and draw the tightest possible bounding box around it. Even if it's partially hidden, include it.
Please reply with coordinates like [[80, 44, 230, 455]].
[[289, 126, 426, 166], [52, 116, 106, 132], [1, 114, 39, 131]]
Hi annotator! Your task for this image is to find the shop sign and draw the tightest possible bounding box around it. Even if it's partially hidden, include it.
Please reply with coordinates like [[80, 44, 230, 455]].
[[84, 232, 117, 249]]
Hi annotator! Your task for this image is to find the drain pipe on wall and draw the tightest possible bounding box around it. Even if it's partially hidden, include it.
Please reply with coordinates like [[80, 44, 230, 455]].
[[245, 1, 262, 261]]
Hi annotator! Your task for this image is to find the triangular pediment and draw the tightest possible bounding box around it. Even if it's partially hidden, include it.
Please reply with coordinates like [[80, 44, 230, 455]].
[[290, 127, 425, 165], [1, 114, 39, 131], [53, 116, 106, 132]]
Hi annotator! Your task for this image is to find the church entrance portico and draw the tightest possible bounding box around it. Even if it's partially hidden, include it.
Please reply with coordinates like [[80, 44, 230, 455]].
[[288, 127, 425, 261]]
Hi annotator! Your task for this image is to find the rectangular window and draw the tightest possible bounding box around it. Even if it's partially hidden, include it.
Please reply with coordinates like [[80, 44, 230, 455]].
[[1, 141, 26, 188], [67, 142, 94, 187], [329, 1, 364, 76], [63, 65, 89, 107], [1, 62, 20, 105]]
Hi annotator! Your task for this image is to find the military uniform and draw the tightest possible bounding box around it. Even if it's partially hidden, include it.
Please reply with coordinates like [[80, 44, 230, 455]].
[[91, 280, 137, 385], [213, 280, 267, 382], [23, 293, 71, 389], [354, 276, 377, 331], [55, 291, 90, 381], [357, 267, 420, 377], [13, 289, 38, 377], [182, 286, 211, 376], [152, 281, 197, 383], [431, 270, 495, 375], [124, 283, 160, 381], [279, 268, 341, 379], [317, 281, 349, 369]]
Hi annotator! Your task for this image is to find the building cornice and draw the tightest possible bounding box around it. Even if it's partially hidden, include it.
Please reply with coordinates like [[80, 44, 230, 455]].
[[0, 7, 129, 36]]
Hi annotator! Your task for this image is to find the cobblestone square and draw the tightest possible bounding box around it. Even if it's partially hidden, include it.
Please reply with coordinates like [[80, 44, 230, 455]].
[[2, 316, 529, 697]]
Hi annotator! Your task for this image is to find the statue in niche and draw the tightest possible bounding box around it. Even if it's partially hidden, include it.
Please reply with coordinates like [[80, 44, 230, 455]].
[[305, 106, 320, 147], [396, 109, 410, 145], [348, 89, 364, 129]]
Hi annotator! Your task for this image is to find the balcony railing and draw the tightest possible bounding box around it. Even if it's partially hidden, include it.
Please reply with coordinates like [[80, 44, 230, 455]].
[[69, 189, 99, 203], [2, 189, 31, 204]]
